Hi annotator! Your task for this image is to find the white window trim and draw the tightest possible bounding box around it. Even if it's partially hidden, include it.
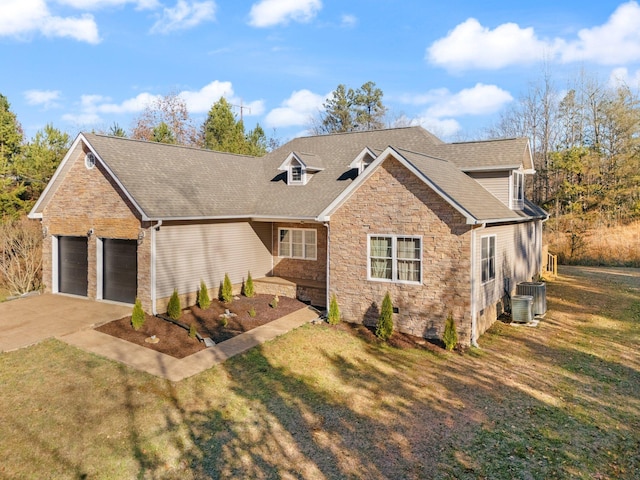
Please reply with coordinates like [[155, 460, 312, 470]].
[[511, 171, 524, 210], [288, 159, 306, 185], [481, 235, 496, 284], [367, 234, 422, 285], [278, 227, 317, 260]]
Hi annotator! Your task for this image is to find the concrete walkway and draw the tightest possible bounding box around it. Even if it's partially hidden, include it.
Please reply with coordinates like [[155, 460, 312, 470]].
[[60, 306, 320, 382], [0, 294, 131, 352]]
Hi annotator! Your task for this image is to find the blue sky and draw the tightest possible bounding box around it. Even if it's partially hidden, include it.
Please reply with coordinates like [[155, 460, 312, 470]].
[[2, 0, 639, 143]]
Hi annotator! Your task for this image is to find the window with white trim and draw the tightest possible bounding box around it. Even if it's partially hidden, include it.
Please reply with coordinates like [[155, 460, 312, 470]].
[[278, 228, 316, 260], [512, 171, 524, 209], [368, 235, 421, 283], [481, 235, 496, 283], [288, 160, 304, 185]]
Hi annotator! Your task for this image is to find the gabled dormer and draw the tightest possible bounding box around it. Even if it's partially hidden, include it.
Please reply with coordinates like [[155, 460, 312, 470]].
[[278, 152, 325, 185], [349, 147, 377, 175]]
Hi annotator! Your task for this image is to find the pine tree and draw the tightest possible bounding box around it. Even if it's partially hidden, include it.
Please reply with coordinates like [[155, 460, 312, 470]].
[[243, 271, 255, 298], [197, 280, 210, 309], [220, 273, 233, 303], [443, 312, 458, 351], [327, 294, 341, 325], [131, 298, 145, 330], [167, 289, 181, 320], [376, 292, 394, 340]]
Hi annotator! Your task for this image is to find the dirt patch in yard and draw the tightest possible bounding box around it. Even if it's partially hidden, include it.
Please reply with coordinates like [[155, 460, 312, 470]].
[[97, 294, 308, 358]]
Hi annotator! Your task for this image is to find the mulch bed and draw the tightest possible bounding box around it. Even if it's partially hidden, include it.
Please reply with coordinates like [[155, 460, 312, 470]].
[[96, 294, 308, 359]]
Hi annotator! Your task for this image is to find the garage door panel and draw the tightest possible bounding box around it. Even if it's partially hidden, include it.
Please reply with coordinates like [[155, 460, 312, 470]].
[[59, 236, 88, 296], [103, 239, 137, 304]]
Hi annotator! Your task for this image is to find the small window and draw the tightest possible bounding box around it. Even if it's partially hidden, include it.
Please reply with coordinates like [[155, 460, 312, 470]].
[[291, 165, 302, 183], [481, 235, 496, 283], [279, 228, 316, 260], [369, 235, 421, 284], [512, 171, 524, 209], [85, 152, 96, 170]]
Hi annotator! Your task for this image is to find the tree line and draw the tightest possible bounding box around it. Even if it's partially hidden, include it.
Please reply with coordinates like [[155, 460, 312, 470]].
[[487, 70, 640, 229]]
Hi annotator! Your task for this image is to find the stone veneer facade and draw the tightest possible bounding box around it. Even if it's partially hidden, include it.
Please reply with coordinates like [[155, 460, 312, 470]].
[[329, 157, 474, 345], [40, 146, 153, 311]]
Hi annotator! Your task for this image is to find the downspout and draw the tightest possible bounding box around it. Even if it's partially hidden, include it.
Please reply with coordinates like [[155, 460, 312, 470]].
[[150, 220, 162, 315], [324, 222, 330, 311], [470, 223, 486, 348]]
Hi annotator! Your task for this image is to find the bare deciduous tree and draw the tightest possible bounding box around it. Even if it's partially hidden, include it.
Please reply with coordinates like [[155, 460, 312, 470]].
[[0, 217, 42, 295]]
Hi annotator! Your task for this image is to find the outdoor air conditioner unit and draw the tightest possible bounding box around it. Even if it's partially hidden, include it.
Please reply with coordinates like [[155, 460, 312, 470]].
[[516, 281, 547, 315], [512, 295, 534, 323]]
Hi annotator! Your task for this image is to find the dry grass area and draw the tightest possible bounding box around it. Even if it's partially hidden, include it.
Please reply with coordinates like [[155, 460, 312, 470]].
[[546, 221, 640, 267], [0, 266, 638, 479]]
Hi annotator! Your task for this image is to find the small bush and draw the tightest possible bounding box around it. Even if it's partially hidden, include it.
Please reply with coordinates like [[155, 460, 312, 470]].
[[220, 273, 233, 303], [167, 289, 181, 320], [189, 323, 198, 339], [220, 316, 228, 328], [197, 280, 210, 310], [327, 294, 341, 325], [248, 306, 256, 317], [244, 271, 255, 298], [131, 298, 145, 330], [443, 312, 458, 351], [376, 291, 394, 341], [270, 295, 279, 308]]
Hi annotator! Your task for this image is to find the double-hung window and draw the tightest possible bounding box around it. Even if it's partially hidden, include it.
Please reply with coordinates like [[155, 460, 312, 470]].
[[368, 235, 421, 283], [279, 228, 316, 260], [481, 235, 496, 283], [512, 171, 524, 209]]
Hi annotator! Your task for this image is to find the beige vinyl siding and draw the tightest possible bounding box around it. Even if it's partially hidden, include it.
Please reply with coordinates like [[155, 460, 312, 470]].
[[474, 220, 542, 312], [468, 171, 510, 207], [155, 221, 272, 299]]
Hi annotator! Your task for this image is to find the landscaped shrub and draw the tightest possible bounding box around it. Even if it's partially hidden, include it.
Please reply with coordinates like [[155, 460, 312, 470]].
[[220, 316, 228, 328], [327, 294, 340, 325], [270, 295, 279, 308], [197, 280, 210, 310], [167, 289, 181, 320], [189, 323, 198, 339], [243, 271, 255, 298], [249, 306, 257, 317], [376, 291, 394, 341], [443, 312, 458, 351], [220, 273, 233, 303], [131, 298, 145, 330]]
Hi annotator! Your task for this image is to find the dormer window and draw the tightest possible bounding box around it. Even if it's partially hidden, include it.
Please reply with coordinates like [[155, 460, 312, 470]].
[[349, 147, 377, 175], [511, 171, 524, 210], [278, 152, 325, 186], [290, 163, 303, 184]]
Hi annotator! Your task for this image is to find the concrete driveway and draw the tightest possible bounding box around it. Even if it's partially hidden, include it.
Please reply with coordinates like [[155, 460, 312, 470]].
[[0, 294, 131, 352]]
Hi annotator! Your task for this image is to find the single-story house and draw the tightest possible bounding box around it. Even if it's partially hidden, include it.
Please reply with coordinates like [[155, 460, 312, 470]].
[[29, 126, 547, 346]]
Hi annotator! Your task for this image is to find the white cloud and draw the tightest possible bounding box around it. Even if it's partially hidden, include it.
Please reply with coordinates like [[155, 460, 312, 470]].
[[265, 89, 325, 128], [560, 1, 640, 64], [608, 67, 640, 88], [401, 84, 512, 117], [249, 0, 321, 28], [341, 14, 357, 28], [414, 117, 461, 138], [427, 18, 550, 70], [24, 89, 62, 108], [427, 1, 640, 71], [0, 0, 100, 43], [150, 0, 216, 34], [55, 0, 159, 9], [62, 81, 263, 126]]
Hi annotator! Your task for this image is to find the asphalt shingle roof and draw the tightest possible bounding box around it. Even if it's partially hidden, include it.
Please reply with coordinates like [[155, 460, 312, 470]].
[[35, 127, 546, 224]]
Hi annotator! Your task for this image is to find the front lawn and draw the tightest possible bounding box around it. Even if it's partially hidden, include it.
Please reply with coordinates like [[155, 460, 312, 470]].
[[0, 266, 638, 479]]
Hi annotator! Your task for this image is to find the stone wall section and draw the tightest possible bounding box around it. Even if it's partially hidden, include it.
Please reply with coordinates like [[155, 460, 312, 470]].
[[40, 146, 150, 308], [329, 157, 474, 344]]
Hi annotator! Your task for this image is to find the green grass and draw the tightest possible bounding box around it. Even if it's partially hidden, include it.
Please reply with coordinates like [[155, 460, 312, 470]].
[[0, 267, 638, 478]]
